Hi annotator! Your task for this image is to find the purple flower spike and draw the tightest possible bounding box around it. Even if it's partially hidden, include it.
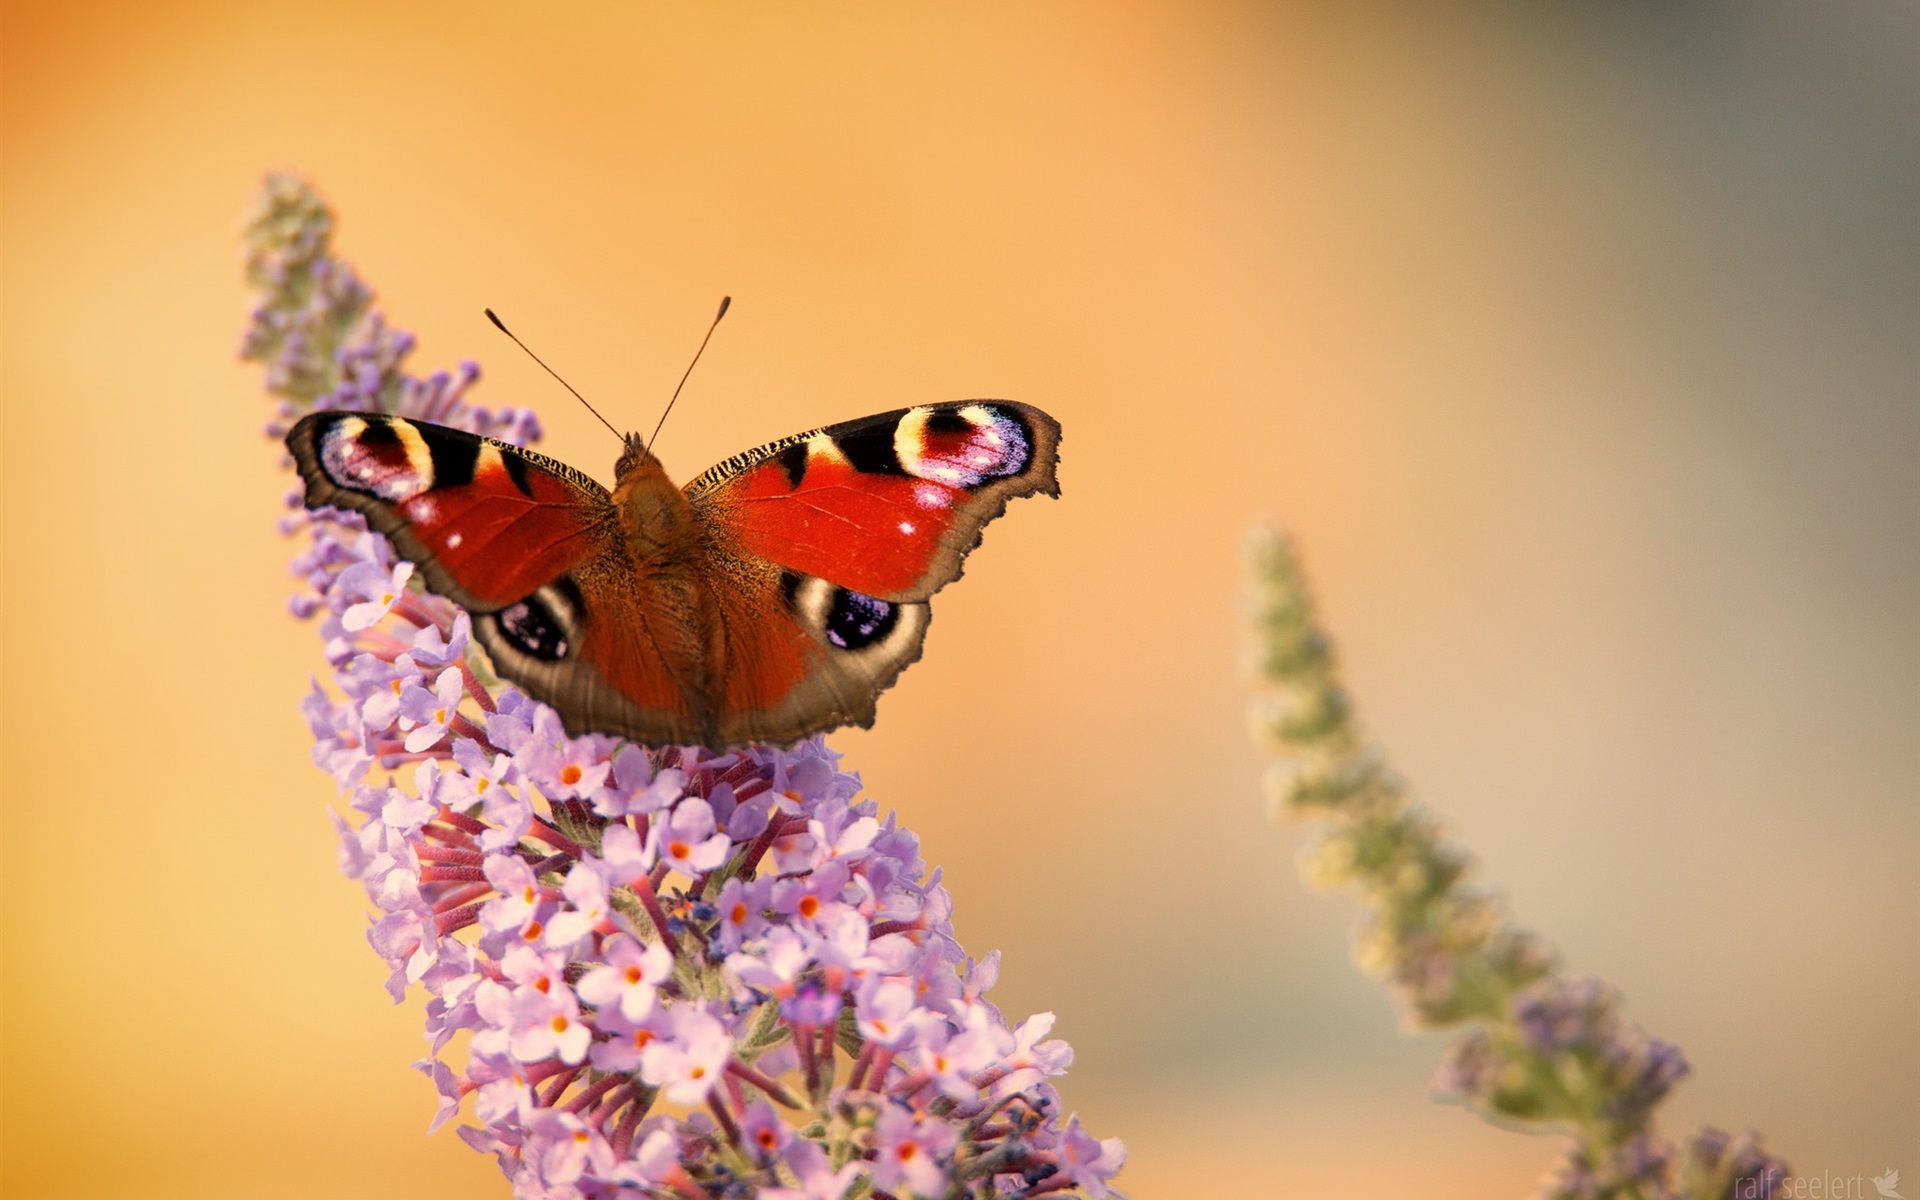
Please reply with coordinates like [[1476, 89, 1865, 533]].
[[251, 173, 1124, 1199], [1246, 526, 1788, 1200]]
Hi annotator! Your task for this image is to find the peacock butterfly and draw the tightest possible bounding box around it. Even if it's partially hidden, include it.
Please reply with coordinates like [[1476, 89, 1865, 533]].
[[286, 401, 1060, 748]]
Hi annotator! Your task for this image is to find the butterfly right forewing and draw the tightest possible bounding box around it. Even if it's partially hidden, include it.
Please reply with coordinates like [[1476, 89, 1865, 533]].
[[685, 401, 1061, 602], [679, 401, 1059, 745]]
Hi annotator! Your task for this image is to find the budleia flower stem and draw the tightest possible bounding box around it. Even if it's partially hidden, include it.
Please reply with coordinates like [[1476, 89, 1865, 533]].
[[1245, 526, 1789, 1200], [247, 172, 1124, 1200]]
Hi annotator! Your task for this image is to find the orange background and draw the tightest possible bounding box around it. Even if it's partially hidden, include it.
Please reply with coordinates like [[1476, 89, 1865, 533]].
[[3, 3, 1914, 1196]]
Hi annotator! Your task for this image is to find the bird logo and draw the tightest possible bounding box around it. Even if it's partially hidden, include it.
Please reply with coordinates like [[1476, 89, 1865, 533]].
[[1873, 1169, 1902, 1199]]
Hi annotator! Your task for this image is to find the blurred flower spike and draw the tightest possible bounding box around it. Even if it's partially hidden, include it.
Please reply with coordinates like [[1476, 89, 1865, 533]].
[[1244, 527, 1789, 1200], [245, 173, 1124, 1200]]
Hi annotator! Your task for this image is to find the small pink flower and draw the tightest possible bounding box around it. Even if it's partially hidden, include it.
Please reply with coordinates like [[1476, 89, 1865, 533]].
[[772, 861, 850, 929], [739, 1099, 791, 1159], [542, 861, 611, 951], [762, 1139, 863, 1200], [856, 978, 930, 1051], [576, 933, 672, 1022], [726, 927, 811, 1000], [597, 821, 654, 884], [711, 875, 772, 953], [507, 986, 592, 1066], [591, 744, 686, 818], [587, 1006, 669, 1072], [398, 666, 465, 752], [639, 1007, 733, 1105], [336, 559, 413, 631], [1051, 1117, 1127, 1200], [528, 1107, 617, 1185], [808, 800, 880, 867], [498, 945, 568, 998], [478, 854, 546, 942], [899, 1021, 999, 1103], [648, 798, 731, 876], [870, 1106, 959, 1198]]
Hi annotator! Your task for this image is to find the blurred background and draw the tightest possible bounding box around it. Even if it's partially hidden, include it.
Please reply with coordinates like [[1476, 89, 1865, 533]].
[[3, 2, 1914, 1196]]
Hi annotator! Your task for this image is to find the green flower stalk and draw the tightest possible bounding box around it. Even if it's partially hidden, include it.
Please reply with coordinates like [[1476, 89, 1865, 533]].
[[1244, 526, 1789, 1200]]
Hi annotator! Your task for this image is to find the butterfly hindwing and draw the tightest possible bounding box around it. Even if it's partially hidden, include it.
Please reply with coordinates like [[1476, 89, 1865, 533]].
[[683, 401, 1061, 602], [705, 557, 933, 747], [479, 564, 712, 745]]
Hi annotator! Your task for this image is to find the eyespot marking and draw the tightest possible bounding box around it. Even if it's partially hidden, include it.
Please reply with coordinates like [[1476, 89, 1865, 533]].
[[895, 404, 1031, 488], [491, 580, 582, 662], [784, 574, 902, 653], [319, 416, 436, 501], [823, 589, 896, 650]]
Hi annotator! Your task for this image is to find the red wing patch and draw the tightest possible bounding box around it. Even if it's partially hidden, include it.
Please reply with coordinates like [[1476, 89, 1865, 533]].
[[684, 402, 1061, 603], [394, 453, 602, 607], [721, 455, 964, 598], [706, 564, 819, 715]]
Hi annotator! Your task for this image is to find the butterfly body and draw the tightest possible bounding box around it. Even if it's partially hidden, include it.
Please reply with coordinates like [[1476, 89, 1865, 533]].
[[287, 402, 1059, 748]]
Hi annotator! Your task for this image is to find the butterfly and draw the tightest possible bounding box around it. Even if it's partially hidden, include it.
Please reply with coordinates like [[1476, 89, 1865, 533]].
[[286, 402, 1060, 749]]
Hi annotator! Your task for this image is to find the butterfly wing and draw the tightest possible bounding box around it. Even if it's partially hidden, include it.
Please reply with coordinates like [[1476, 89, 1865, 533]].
[[685, 401, 1059, 744], [288, 403, 1061, 750], [288, 412, 712, 744], [288, 411, 615, 609], [700, 553, 935, 747], [684, 401, 1061, 601]]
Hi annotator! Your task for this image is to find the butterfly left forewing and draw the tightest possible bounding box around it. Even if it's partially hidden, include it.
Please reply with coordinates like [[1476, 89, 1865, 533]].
[[287, 411, 617, 610], [288, 411, 712, 744]]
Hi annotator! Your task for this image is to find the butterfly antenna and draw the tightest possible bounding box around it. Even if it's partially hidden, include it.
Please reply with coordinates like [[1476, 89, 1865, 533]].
[[647, 295, 731, 454], [484, 308, 623, 442]]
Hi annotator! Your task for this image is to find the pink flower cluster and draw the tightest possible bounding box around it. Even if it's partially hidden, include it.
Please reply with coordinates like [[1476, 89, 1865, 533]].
[[255, 174, 1124, 1198], [295, 510, 1123, 1198]]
